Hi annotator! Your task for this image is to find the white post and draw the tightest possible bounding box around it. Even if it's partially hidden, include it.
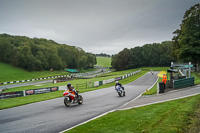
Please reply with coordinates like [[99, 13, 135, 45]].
[[171, 62, 173, 68], [189, 62, 191, 78]]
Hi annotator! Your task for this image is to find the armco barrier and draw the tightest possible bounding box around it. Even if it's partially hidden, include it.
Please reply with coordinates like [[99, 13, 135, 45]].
[[93, 69, 141, 87], [25, 87, 58, 96], [0, 87, 59, 99], [173, 77, 195, 89], [0, 91, 24, 99], [0, 75, 70, 85], [94, 81, 99, 87]]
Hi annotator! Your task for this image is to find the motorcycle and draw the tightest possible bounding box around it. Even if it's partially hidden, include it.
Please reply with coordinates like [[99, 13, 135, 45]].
[[115, 85, 125, 97], [63, 89, 83, 107]]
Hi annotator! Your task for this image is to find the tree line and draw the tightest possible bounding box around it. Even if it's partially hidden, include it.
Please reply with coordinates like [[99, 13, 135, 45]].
[[0, 34, 96, 71], [112, 3, 200, 70], [111, 41, 175, 70], [95, 53, 111, 57]]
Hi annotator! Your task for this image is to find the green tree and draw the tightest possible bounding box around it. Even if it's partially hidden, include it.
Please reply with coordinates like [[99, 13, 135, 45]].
[[172, 3, 200, 65], [18, 43, 36, 71], [116, 48, 130, 70]]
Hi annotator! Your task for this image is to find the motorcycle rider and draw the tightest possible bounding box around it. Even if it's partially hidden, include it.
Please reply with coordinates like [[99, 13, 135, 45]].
[[115, 81, 124, 90], [67, 83, 78, 102]]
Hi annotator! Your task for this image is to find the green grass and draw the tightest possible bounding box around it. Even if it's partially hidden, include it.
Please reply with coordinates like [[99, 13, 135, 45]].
[[191, 72, 200, 85], [143, 77, 162, 95], [95, 56, 111, 67], [66, 94, 200, 133], [140, 67, 169, 72], [0, 62, 70, 82], [0, 69, 147, 110]]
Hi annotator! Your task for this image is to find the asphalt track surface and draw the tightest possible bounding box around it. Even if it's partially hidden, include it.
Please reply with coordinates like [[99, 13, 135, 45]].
[[0, 72, 158, 133]]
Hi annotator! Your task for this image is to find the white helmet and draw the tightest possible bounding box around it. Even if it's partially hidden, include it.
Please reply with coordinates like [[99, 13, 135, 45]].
[[116, 81, 118, 83]]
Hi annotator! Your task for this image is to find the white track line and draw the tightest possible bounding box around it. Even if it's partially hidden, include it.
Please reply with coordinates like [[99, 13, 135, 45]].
[[59, 109, 116, 133], [122, 74, 159, 107], [117, 92, 200, 111]]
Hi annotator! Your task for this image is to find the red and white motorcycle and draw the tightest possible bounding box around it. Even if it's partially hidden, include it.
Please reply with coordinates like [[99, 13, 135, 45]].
[[63, 90, 83, 107]]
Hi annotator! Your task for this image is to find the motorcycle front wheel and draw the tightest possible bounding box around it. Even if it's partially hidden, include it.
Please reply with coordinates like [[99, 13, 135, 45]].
[[118, 91, 122, 97], [78, 95, 83, 104], [64, 98, 71, 107]]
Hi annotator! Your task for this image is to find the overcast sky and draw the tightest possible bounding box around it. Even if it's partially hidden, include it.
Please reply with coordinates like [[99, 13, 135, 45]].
[[0, 0, 198, 55]]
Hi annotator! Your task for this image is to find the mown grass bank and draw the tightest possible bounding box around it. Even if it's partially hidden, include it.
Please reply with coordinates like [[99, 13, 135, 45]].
[[0, 62, 71, 82], [0, 62, 98, 83], [66, 94, 200, 133], [0, 69, 147, 110], [95, 56, 111, 67]]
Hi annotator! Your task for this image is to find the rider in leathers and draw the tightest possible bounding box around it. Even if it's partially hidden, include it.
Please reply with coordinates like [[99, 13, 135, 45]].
[[67, 83, 78, 101], [115, 81, 124, 90]]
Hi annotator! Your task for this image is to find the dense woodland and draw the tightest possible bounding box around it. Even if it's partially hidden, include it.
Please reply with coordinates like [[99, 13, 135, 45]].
[[0, 34, 96, 71], [111, 41, 175, 70], [112, 3, 200, 70]]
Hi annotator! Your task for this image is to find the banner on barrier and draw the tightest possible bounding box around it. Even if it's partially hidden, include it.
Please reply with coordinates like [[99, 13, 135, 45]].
[[115, 77, 121, 81], [25, 87, 58, 96], [0, 91, 24, 99]]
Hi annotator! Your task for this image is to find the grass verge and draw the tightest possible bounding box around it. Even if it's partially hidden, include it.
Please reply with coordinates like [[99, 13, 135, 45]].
[[192, 72, 200, 85], [143, 77, 162, 95], [66, 94, 200, 133], [0, 70, 147, 110]]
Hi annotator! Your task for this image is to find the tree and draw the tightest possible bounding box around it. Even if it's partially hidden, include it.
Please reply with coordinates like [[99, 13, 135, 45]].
[[115, 48, 130, 70], [171, 4, 200, 65]]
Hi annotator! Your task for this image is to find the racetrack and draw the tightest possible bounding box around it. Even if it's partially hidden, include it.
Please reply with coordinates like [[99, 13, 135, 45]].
[[0, 72, 159, 133]]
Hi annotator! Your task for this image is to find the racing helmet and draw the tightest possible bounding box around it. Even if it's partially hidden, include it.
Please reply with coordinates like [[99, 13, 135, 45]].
[[67, 83, 71, 87]]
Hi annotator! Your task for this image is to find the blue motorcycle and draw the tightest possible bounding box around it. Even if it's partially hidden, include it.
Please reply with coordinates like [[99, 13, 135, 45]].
[[115, 85, 125, 97]]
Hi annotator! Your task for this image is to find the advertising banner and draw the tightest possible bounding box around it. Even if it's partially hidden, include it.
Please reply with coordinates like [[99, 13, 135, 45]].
[[25, 87, 58, 96], [115, 77, 121, 81], [0, 91, 24, 99]]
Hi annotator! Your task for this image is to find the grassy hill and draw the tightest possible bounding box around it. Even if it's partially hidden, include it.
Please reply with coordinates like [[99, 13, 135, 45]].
[[95, 56, 111, 67], [0, 62, 70, 82]]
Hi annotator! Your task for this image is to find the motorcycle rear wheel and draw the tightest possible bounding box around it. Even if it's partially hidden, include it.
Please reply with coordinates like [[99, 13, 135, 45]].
[[78, 95, 83, 104], [123, 91, 125, 96], [64, 98, 71, 107]]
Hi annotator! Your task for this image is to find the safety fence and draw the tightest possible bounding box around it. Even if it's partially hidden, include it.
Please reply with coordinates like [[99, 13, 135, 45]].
[[0, 87, 59, 99], [0, 75, 70, 86], [94, 70, 141, 87], [173, 77, 195, 89], [0, 69, 111, 86], [76, 83, 88, 89]]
